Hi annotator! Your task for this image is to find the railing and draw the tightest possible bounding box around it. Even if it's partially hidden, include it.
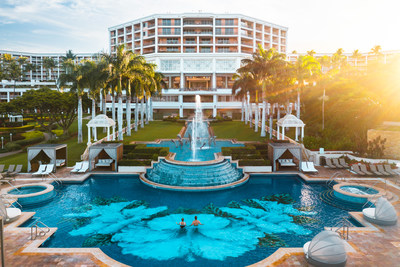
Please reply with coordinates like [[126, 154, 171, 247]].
[[1, 180, 20, 192], [0, 195, 22, 209], [179, 87, 217, 92], [29, 217, 51, 240], [46, 173, 62, 185], [330, 217, 352, 240], [326, 171, 343, 187]]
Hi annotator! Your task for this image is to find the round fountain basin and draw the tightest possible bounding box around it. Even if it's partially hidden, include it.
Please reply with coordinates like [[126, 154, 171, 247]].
[[142, 159, 248, 191], [333, 183, 383, 204], [6, 183, 55, 206]]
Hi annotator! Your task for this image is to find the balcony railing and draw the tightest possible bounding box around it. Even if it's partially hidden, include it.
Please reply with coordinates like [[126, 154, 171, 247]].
[[179, 87, 217, 91]]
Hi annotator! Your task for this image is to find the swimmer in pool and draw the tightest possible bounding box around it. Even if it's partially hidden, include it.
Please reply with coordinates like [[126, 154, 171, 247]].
[[190, 216, 203, 226], [176, 218, 186, 228]]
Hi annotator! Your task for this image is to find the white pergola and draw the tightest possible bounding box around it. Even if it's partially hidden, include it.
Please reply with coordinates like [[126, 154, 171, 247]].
[[87, 114, 116, 145], [277, 114, 305, 141]]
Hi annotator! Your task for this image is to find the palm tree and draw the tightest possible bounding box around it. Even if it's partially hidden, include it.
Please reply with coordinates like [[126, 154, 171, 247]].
[[58, 61, 86, 143], [24, 63, 37, 81], [370, 45, 382, 56], [332, 48, 346, 69], [318, 55, 332, 73], [43, 57, 57, 81], [307, 50, 316, 56], [351, 49, 362, 67]]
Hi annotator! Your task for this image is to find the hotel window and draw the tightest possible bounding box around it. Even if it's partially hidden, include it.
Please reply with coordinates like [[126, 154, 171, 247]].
[[215, 19, 222, 26], [218, 38, 229, 44], [225, 28, 234, 35], [167, 38, 178, 44], [217, 47, 230, 53], [175, 19, 181, 25], [162, 28, 171, 35], [186, 38, 195, 44], [200, 47, 211, 53], [185, 47, 196, 53], [225, 19, 234, 26], [215, 28, 222, 35], [166, 47, 179, 52], [162, 19, 171, 26], [175, 28, 181, 35]]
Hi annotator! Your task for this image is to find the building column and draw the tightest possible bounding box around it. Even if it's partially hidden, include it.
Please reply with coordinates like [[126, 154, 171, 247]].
[[7, 92, 10, 102], [178, 95, 183, 118], [212, 94, 217, 117], [295, 127, 299, 141], [107, 126, 110, 141], [180, 72, 184, 89], [261, 101, 266, 137], [282, 126, 285, 140], [301, 126, 304, 141], [87, 126, 91, 145], [212, 73, 216, 89], [277, 125, 280, 140]]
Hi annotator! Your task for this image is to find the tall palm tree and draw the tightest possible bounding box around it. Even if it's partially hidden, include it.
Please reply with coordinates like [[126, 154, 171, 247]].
[[351, 49, 362, 67], [332, 48, 346, 69], [58, 61, 86, 143], [318, 55, 332, 73], [307, 50, 316, 56], [370, 45, 382, 56], [43, 57, 57, 81]]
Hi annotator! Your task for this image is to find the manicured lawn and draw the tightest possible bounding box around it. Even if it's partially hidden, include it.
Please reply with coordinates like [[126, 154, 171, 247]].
[[211, 121, 269, 142], [122, 121, 185, 142]]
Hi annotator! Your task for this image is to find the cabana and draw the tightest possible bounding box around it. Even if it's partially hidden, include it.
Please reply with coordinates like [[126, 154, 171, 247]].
[[27, 144, 67, 172], [277, 114, 305, 141], [87, 114, 116, 145], [88, 143, 123, 171], [268, 141, 302, 172]]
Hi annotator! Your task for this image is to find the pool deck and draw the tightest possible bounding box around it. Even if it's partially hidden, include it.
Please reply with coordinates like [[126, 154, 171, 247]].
[[1, 166, 400, 266]]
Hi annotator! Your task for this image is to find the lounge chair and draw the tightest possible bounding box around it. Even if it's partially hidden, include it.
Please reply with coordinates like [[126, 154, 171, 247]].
[[56, 159, 66, 167], [359, 164, 373, 176], [377, 165, 390, 176], [351, 164, 365, 176], [325, 158, 337, 169], [369, 164, 384, 176], [95, 159, 113, 167], [41, 164, 54, 176], [78, 161, 89, 173], [278, 159, 296, 167], [2, 165, 15, 175], [7, 165, 22, 178], [0, 198, 21, 224], [384, 164, 398, 176], [0, 165, 4, 173], [339, 158, 349, 168], [32, 165, 48, 177], [332, 158, 343, 168], [70, 162, 83, 173], [306, 162, 318, 173]]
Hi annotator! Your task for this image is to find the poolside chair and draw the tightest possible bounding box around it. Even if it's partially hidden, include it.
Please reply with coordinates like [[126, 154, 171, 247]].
[[56, 159, 66, 167], [7, 165, 22, 178], [369, 164, 384, 176], [41, 164, 55, 176], [0, 165, 4, 173], [78, 161, 89, 173], [0, 198, 21, 224], [350, 164, 365, 176], [384, 164, 398, 176], [306, 162, 318, 173], [2, 165, 15, 175], [339, 158, 349, 168], [377, 165, 390, 176], [325, 158, 337, 169], [70, 162, 83, 173], [32, 164, 48, 177], [359, 164, 373, 176], [332, 158, 343, 169]]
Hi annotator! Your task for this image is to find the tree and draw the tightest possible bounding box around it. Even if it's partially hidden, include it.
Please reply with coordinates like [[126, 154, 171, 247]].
[[332, 48, 346, 69], [3, 55, 26, 100], [43, 57, 57, 81], [307, 50, 316, 56], [49, 91, 79, 135], [351, 49, 362, 66]]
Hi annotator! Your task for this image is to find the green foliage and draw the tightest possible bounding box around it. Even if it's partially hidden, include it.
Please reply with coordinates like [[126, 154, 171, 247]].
[[0, 124, 34, 133], [14, 136, 44, 147], [5, 142, 21, 151], [239, 159, 270, 166], [21, 131, 44, 139], [52, 130, 64, 136], [82, 234, 114, 247], [119, 159, 152, 166], [163, 115, 180, 122]]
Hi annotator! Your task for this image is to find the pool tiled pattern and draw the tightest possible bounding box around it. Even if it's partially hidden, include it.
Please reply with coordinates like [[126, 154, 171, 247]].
[[2, 167, 400, 266]]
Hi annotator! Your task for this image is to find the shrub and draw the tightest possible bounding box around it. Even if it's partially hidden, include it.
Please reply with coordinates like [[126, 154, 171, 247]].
[[0, 125, 34, 133], [15, 136, 45, 147], [239, 159, 270, 166], [5, 142, 22, 151], [52, 130, 64, 136], [21, 131, 44, 139], [126, 153, 156, 159], [119, 159, 152, 166]]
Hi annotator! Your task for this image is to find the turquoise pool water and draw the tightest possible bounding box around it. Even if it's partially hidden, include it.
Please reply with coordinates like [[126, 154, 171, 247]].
[[147, 140, 244, 161], [21, 174, 356, 267], [9, 186, 46, 195]]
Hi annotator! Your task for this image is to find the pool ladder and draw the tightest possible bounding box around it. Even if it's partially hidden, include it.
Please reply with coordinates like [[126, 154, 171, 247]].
[[29, 217, 51, 240], [330, 217, 352, 240], [44, 173, 62, 185]]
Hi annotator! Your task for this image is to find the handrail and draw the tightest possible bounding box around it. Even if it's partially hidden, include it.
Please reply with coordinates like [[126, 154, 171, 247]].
[[29, 217, 51, 240], [326, 171, 343, 187], [330, 217, 352, 240], [46, 173, 62, 185], [1, 180, 20, 192]]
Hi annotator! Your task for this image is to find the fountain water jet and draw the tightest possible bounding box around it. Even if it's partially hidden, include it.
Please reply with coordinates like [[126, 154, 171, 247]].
[[191, 95, 209, 159]]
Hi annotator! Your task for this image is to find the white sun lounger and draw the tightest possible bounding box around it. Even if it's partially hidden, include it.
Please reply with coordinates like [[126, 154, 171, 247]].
[[0, 198, 21, 224], [41, 164, 55, 176], [70, 162, 83, 173], [78, 161, 89, 173], [301, 162, 318, 173], [32, 165, 48, 177]]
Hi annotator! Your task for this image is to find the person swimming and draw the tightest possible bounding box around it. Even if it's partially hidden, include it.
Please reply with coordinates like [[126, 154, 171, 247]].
[[190, 216, 203, 226], [176, 218, 186, 228]]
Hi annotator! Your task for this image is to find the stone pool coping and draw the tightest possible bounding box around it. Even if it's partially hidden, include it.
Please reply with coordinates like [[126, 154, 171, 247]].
[[333, 182, 387, 202], [2, 183, 54, 200], [3, 172, 400, 266]]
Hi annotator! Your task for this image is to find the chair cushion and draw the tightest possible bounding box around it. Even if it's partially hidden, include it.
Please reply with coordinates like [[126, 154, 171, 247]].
[[363, 208, 376, 219], [7, 208, 21, 220]]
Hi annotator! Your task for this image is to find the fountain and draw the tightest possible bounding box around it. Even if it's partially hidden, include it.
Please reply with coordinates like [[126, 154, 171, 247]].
[[141, 95, 249, 191]]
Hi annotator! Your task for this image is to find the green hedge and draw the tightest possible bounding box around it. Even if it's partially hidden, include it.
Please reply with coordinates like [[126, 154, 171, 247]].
[[0, 124, 34, 133], [15, 136, 45, 147], [119, 159, 152, 166], [239, 159, 270, 166], [5, 142, 21, 151], [126, 153, 157, 159]]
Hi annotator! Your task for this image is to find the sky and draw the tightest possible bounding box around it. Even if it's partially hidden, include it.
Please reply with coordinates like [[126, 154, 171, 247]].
[[0, 0, 399, 54]]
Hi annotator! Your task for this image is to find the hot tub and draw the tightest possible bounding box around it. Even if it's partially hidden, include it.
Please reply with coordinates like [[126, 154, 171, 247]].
[[333, 183, 383, 204], [6, 183, 55, 206]]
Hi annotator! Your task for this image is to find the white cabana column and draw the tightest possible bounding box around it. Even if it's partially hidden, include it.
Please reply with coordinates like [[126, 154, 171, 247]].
[[261, 101, 266, 137], [295, 127, 299, 141], [87, 126, 91, 145], [282, 126, 285, 140], [301, 126, 305, 140], [277, 125, 280, 140]]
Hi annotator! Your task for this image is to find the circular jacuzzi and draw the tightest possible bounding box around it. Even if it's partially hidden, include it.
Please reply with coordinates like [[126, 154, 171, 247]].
[[333, 183, 383, 204], [6, 183, 55, 206]]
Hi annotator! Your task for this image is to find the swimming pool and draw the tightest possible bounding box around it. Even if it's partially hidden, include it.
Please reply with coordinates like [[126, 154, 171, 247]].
[[147, 140, 244, 161], [22, 174, 355, 267]]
